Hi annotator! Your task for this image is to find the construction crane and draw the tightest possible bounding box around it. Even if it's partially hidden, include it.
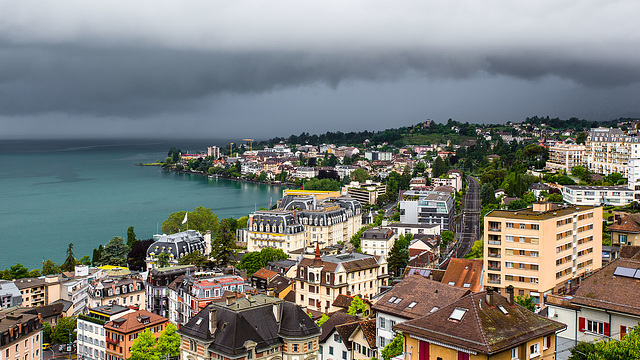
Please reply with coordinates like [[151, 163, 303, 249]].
[[230, 142, 234, 157], [243, 138, 254, 152]]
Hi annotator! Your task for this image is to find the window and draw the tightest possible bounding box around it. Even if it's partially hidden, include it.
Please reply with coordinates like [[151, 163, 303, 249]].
[[342, 351, 348, 359], [520, 224, 525, 229], [334, 334, 341, 343], [587, 320, 604, 334], [449, 308, 468, 321], [379, 317, 386, 329], [408, 301, 418, 309], [329, 347, 334, 355], [293, 344, 299, 352], [308, 341, 313, 350], [529, 343, 540, 357], [531, 224, 539, 230], [506, 262, 513, 268], [511, 348, 518, 359], [506, 222, 514, 228]]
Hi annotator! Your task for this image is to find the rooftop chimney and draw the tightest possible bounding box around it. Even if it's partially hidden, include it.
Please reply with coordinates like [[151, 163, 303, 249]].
[[312, 240, 322, 266], [486, 287, 495, 306], [226, 294, 236, 306], [506, 285, 515, 305], [208, 303, 217, 336]]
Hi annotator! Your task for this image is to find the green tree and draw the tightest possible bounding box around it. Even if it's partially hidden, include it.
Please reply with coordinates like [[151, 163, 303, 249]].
[[317, 314, 330, 326], [156, 252, 171, 268], [156, 323, 181, 358], [42, 260, 60, 276], [387, 240, 409, 277], [236, 216, 249, 229], [567, 341, 597, 360], [347, 295, 367, 316], [211, 218, 238, 266], [568, 325, 640, 359], [380, 332, 404, 360], [60, 243, 77, 272], [237, 252, 263, 276], [351, 168, 371, 183], [129, 329, 159, 360], [127, 226, 138, 248], [162, 207, 220, 235], [464, 239, 483, 259], [571, 166, 587, 178], [432, 156, 447, 178], [78, 256, 91, 265], [515, 295, 536, 312], [178, 250, 210, 266], [92, 245, 103, 266], [259, 248, 288, 264], [480, 183, 496, 205], [441, 231, 455, 248], [101, 236, 129, 266], [549, 193, 563, 202], [51, 316, 76, 344], [575, 132, 587, 145], [42, 322, 52, 342]]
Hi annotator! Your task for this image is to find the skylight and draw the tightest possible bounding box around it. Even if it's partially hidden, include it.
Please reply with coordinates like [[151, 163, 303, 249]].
[[407, 302, 418, 309], [463, 283, 471, 288], [393, 297, 403, 304], [449, 308, 468, 321], [195, 318, 203, 325], [448, 282, 455, 286], [388, 296, 397, 303], [430, 306, 439, 313], [498, 305, 509, 315]]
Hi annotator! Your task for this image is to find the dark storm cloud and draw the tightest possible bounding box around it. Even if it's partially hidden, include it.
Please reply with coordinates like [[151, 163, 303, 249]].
[[0, 0, 639, 119]]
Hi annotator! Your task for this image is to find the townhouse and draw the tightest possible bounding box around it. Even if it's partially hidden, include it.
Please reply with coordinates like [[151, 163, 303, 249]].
[[104, 310, 168, 360], [360, 227, 396, 257], [76, 304, 133, 360], [0, 307, 43, 360]]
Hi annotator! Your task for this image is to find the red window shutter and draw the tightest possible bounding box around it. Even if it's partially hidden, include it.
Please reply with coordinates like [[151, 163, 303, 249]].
[[419, 341, 429, 360], [621, 326, 627, 338], [604, 322, 610, 337], [457, 352, 470, 360], [579, 317, 585, 332], [546, 336, 551, 349]]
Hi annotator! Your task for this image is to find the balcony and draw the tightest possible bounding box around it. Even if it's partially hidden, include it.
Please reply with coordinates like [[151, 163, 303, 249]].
[[488, 240, 501, 245], [487, 253, 501, 258], [488, 265, 501, 271], [488, 228, 501, 232], [487, 279, 501, 284], [106, 337, 119, 345]]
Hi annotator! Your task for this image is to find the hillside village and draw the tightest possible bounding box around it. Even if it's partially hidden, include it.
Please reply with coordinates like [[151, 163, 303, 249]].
[[4, 117, 640, 360]]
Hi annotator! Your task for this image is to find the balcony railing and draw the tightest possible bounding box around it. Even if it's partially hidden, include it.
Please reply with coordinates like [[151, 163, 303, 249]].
[[106, 337, 119, 345], [487, 279, 501, 284], [488, 265, 501, 271], [488, 240, 501, 245], [487, 253, 501, 258], [488, 228, 501, 232]]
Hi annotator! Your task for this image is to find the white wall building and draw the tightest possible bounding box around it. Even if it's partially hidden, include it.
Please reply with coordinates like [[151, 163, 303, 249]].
[[360, 227, 396, 257], [562, 185, 634, 206], [76, 304, 133, 360], [586, 127, 638, 177], [546, 144, 587, 172]]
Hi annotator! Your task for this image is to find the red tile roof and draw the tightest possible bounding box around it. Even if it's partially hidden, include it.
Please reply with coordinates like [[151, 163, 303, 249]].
[[441, 258, 483, 292], [104, 310, 167, 334], [609, 213, 640, 233], [252, 268, 278, 280]]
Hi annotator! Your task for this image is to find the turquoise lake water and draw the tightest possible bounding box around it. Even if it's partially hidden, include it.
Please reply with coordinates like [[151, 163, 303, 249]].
[[0, 139, 282, 270]]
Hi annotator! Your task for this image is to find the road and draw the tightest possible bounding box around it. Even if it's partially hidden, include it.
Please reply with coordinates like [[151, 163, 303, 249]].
[[454, 176, 480, 258]]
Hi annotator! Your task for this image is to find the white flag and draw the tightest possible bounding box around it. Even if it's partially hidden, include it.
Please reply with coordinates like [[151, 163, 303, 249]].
[[182, 212, 188, 224]]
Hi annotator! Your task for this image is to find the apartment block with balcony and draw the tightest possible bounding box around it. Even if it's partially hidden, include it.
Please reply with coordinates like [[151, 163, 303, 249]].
[[562, 185, 634, 207], [76, 304, 133, 360], [546, 144, 587, 172], [360, 227, 396, 257], [585, 127, 637, 177], [13, 278, 46, 308], [0, 307, 43, 360], [104, 310, 168, 360], [483, 202, 602, 305], [399, 190, 455, 231]]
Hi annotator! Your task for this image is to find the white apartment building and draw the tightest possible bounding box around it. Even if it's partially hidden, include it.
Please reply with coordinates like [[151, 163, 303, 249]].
[[627, 142, 640, 201], [562, 185, 634, 206], [546, 144, 587, 172], [585, 127, 638, 177], [360, 227, 396, 257], [431, 170, 463, 191], [77, 304, 133, 360]]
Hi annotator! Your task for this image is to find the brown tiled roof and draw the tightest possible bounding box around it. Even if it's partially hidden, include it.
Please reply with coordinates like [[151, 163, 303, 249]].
[[441, 258, 484, 292], [394, 292, 565, 355], [104, 310, 167, 334], [359, 319, 377, 348], [34, 303, 64, 320], [407, 251, 437, 268], [319, 311, 360, 344], [335, 321, 360, 350], [298, 258, 338, 272], [167, 275, 184, 291], [332, 294, 371, 309], [253, 268, 278, 280], [570, 258, 640, 316], [372, 275, 468, 320], [620, 246, 640, 260], [609, 214, 640, 234]]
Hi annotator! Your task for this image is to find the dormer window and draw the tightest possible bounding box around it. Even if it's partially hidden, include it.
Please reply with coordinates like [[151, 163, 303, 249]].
[[449, 308, 468, 322]]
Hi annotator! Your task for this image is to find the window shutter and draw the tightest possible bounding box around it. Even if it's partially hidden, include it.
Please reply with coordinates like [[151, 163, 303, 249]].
[[621, 326, 627, 339], [604, 322, 610, 337], [578, 317, 585, 332]]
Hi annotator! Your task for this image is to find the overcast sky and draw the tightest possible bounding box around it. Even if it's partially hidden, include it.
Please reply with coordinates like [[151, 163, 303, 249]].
[[1, 0, 640, 139]]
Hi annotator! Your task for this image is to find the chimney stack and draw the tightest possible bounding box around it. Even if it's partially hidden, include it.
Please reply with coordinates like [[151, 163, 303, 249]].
[[226, 294, 236, 306], [208, 303, 217, 336], [506, 285, 515, 305], [486, 287, 495, 306]]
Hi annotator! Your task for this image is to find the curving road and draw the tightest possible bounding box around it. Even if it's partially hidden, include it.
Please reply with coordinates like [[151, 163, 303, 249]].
[[454, 176, 480, 258]]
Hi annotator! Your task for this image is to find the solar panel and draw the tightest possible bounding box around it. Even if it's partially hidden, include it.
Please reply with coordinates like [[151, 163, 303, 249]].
[[614, 267, 637, 278]]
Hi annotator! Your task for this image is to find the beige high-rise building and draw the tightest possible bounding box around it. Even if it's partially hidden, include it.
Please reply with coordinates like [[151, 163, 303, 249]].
[[484, 202, 602, 304], [586, 127, 636, 176], [546, 143, 586, 172]]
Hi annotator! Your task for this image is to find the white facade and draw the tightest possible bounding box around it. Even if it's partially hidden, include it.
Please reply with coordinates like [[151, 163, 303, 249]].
[[546, 144, 587, 172], [585, 127, 637, 177], [320, 330, 352, 360], [76, 306, 133, 360], [562, 186, 634, 206], [360, 229, 396, 257], [628, 142, 640, 201], [431, 172, 462, 192], [376, 313, 403, 348]]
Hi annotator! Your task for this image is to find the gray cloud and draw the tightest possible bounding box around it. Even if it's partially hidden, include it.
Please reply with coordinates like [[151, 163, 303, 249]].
[[0, 0, 639, 130]]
